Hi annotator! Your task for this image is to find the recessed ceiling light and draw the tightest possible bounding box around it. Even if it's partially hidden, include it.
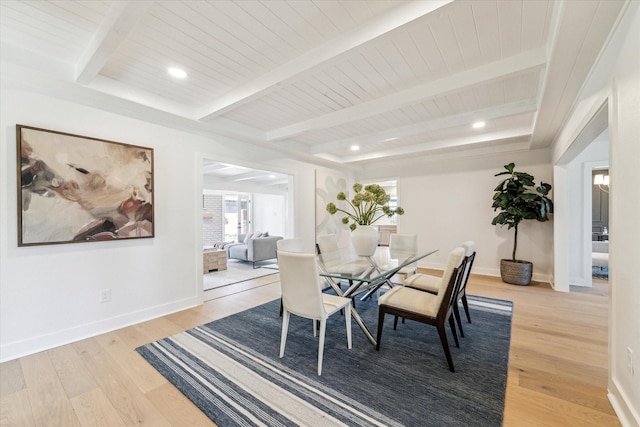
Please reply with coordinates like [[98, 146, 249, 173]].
[[168, 67, 187, 79], [350, 145, 360, 151], [472, 121, 486, 129], [269, 174, 276, 179]]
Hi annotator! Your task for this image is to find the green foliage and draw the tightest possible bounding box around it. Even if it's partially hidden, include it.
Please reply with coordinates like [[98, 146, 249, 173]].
[[326, 183, 404, 230], [491, 163, 554, 260]]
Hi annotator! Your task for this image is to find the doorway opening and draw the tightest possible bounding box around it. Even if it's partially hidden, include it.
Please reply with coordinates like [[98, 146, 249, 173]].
[[224, 192, 251, 243], [554, 102, 609, 294], [360, 179, 399, 246], [201, 159, 293, 293]]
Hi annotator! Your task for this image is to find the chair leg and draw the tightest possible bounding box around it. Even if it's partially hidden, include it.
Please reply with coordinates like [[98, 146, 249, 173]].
[[453, 303, 464, 338], [449, 316, 460, 348], [348, 280, 356, 308], [318, 319, 327, 375], [376, 309, 386, 351], [437, 324, 455, 372], [461, 294, 471, 323], [345, 304, 352, 349], [393, 315, 399, 330], [279, 311, 290, 358]]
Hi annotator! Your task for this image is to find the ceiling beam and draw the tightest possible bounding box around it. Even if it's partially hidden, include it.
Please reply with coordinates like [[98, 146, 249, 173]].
[[354, 141, 535, 174], [75, 1, 153, 84], [85, 74, 197, 118], [309, 100, 538, 154], [331, 127, 533, 163], [1, 41, 73, 80], [266, 48, 547, 142], [228, 171, 272, 182], [196, 0, 453, 121], [529, 0, 624, 149], [202, 163, 237, 174], [263, 179, 290, 187]]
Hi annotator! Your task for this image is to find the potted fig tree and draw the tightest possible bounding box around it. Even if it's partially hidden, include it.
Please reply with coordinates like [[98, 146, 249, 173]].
[[491, 163, 553, 285]]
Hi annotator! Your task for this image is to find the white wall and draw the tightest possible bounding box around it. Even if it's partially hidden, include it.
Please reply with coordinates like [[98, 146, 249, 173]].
[[0, 85, 320, 362], [552, 2, 640, 424], [290, 168, 317, 252], [605, 4, 640, 422], [361, 150, 554, 282], [252, 193, 286, 237]]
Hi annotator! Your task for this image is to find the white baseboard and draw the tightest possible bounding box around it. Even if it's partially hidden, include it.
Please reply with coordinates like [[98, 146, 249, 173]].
[[417, 263, 552, 285], [609, 378, 640, 427], [0, 296, 201, 363]]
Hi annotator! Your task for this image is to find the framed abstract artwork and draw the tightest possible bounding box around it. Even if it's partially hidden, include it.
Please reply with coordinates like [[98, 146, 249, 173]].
[[17, 125, 154, 246]]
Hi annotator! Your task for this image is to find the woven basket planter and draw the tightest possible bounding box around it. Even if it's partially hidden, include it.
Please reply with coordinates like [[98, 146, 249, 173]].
[[500, 259, 533, 285]]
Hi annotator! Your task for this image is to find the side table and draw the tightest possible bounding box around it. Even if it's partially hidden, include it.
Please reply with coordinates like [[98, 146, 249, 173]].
[[203, 249, 227, 273]]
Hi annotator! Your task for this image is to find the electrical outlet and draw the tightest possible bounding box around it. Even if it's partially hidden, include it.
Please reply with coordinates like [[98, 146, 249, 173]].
[[100, 288, 111, 303], [627, 347, 634, 375]]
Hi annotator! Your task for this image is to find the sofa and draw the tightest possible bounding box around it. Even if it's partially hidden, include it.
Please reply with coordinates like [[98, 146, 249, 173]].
[[226, 233, 283, 268], [592, 241, 609, 269]]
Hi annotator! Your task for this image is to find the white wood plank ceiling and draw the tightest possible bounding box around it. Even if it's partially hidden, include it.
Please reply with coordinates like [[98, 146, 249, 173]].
[[0, 0, 627, 174]]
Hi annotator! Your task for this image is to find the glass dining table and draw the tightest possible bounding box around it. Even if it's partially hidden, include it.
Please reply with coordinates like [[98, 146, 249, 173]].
[[317, 246, 438, 346]]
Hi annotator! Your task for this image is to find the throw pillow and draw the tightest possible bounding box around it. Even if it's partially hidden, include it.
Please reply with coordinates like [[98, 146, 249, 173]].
[[243, 233, 253, 243]]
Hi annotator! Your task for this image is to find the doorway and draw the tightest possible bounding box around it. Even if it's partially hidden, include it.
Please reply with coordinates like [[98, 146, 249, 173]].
[[553, 103, 609, 293], [224, 192, 251, 242], [360, 179, 400, 246], [200, 158, 293, 293]]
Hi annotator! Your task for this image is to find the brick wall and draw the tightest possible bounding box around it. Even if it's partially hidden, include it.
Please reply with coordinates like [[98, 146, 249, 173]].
[[203, 194, 224, 247]]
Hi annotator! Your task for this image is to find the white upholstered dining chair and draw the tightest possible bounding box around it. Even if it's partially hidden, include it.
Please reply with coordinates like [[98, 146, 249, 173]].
[[389, 233, 418, 278], [276, 238, 306, 253], [278, 250, 353, 375], [403, 241, 476, 336], [276, 238, 308, 317], [316, 234, 369, 277], [316, 233, 370, 304]]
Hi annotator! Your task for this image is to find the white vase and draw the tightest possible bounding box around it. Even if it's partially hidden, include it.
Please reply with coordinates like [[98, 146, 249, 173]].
[[351, 225, 379, 257]]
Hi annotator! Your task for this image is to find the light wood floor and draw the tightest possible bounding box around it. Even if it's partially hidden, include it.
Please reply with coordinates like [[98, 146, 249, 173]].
[[1, 273, 619, 426]]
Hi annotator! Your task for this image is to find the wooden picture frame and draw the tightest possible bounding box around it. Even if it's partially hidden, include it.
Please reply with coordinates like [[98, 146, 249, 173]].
[[17, 125, 154, 246]]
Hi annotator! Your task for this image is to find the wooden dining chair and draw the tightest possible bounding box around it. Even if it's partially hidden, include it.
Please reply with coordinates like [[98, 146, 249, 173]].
[[456, 242, 476, 324], [376, 247, 465, 372], [278, 250, 353, 375], [403, 242, 476, 336]]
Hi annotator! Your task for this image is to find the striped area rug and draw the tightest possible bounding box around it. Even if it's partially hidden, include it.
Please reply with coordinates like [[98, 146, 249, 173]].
[[137, 295, 513, 427]]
